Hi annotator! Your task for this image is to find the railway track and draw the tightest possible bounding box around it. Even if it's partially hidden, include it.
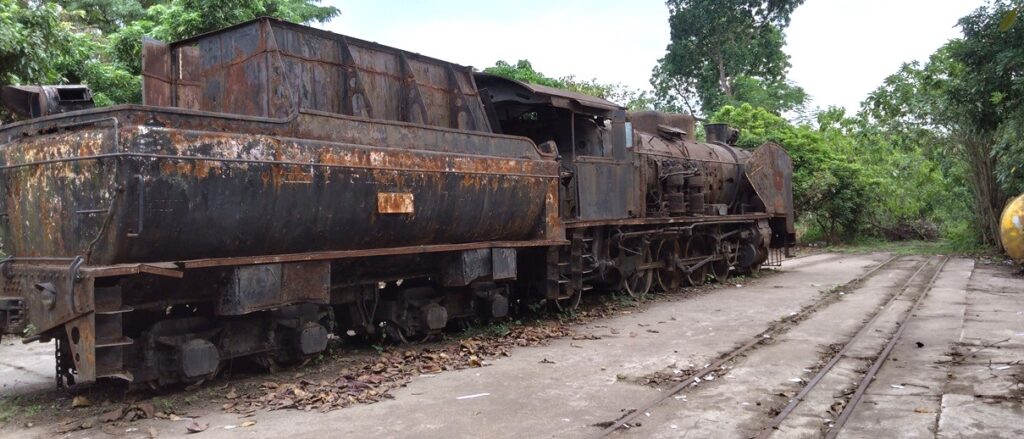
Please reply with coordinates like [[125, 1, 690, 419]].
[[592, 254, 911, 437], [752, 255, 949, 438]]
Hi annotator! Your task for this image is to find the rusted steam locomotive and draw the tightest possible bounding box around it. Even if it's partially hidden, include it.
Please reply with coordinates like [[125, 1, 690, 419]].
[[0, 19, 794, 388]]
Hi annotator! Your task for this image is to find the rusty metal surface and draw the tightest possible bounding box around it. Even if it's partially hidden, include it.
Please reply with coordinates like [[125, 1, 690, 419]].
[[746, 142, 795, 233], [82, 262, 184, 279], [474, 74, 623, 113], [142, 18, 490, 131], [217, 261, 330, 315], [63, 312, 97, 382], [0, 106, 560, 266], [1, 85, 95, 119], [141, 37, 172, 107], [377, 192, 415, 214], [628, 111, 696, 142], [0, 262, 95, 334], [179, 239, 567, 269], [563, 213, 772, 229], [574, 158, 640, 220], [634, 131, 751, 208]]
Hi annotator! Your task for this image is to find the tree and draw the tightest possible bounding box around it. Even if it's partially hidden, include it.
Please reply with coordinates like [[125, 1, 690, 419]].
[[860, 0, 1024, 247], [949, 0, 1024, 231], [728, 76, 807, 116], [0, 1, 72, 88], [653, 0, 805, 115], [54, 0, 148, 34]]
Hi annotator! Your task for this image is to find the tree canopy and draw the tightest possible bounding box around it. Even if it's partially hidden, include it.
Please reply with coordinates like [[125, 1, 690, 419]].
[[652, 0, 806, 116]]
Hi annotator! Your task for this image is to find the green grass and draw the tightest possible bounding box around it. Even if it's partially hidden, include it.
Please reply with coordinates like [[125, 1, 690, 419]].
[[0, 396, 44, 424], [819, 238, 995, 257]]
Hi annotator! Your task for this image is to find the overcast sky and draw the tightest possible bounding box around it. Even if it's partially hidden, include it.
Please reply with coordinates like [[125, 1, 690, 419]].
[[320, 0, 983, 114]]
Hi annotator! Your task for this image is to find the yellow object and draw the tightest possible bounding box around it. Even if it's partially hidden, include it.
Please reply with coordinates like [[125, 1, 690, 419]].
[[1002, 193, 1024, 263]]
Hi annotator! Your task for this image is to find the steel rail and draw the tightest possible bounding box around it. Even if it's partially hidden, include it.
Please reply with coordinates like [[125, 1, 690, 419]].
[[592, 254, 901, 438], [753, 255, 940, 438], [823, 256, 950, 439]]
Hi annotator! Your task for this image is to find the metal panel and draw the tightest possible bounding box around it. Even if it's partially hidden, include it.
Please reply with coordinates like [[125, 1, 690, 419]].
[[141, 38, 172, 107], [491, 248, 517, 280], [145, 18, 490, 131], [745, 142, 795, 233], [377, 192, 414, 214], [575, 160, 639, 220], [440, 248, 517, 286], [217, 261, 329, 315], [442, 249, 491, 287], [1, 262, 95, 334]]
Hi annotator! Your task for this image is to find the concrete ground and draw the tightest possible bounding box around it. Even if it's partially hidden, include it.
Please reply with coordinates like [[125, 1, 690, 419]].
[[0, 339, 55, 397], [0, 252, 1020, 438]]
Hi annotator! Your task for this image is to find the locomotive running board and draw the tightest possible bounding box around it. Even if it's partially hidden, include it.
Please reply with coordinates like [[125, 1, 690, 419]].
[[173, 239, 569, 269]]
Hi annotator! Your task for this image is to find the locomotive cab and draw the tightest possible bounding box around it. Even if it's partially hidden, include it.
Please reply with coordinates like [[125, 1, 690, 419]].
[[475, 73, 639, 221]]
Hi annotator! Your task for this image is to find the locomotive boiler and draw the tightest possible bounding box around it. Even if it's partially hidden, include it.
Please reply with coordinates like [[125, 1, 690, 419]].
[[0, 18, 794, 388]]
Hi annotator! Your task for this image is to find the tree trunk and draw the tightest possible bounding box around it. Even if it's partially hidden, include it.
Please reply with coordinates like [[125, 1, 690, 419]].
[[957, 131, 1005, 249], [714, 51, 733, 98]]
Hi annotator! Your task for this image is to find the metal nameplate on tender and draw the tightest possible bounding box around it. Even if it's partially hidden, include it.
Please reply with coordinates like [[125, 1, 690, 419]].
[[377, 192, 414, 214]]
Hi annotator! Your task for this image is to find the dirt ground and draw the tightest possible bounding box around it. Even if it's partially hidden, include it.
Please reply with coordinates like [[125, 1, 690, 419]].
[[0, 251, 1021, 438]]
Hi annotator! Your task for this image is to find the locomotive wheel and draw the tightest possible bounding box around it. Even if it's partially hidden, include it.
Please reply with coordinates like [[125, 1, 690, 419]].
[[553, 285, 582, 311], [709, 259, 730, 283], [654, 238, 682, 293], [704, 236, 730, 283], [683, 238, 708, 286], [384, 321, 434, 344], [620, 240, 653, 299], [736, 263, 762, 277]]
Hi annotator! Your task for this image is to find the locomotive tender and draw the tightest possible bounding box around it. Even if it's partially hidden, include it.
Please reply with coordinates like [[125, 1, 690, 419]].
[[0, 18, 794, 387]]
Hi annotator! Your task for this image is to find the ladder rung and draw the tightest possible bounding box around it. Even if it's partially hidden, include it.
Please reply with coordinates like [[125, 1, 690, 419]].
[[96, 307, 134, 315], [96, 337, 134, 348]]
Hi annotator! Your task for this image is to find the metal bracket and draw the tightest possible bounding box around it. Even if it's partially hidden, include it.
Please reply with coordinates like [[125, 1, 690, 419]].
[[127, 174, 144, 237], [68, 256, 85, 313]]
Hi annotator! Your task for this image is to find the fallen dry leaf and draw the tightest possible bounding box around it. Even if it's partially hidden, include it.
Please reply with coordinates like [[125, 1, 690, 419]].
[[100, 407, 125, 422], [71, 396, 91, 408], [186, 421, 209, 434]]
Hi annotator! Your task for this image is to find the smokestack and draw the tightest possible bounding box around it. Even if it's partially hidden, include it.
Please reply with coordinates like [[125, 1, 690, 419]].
[[704, 123, 739, 145]]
